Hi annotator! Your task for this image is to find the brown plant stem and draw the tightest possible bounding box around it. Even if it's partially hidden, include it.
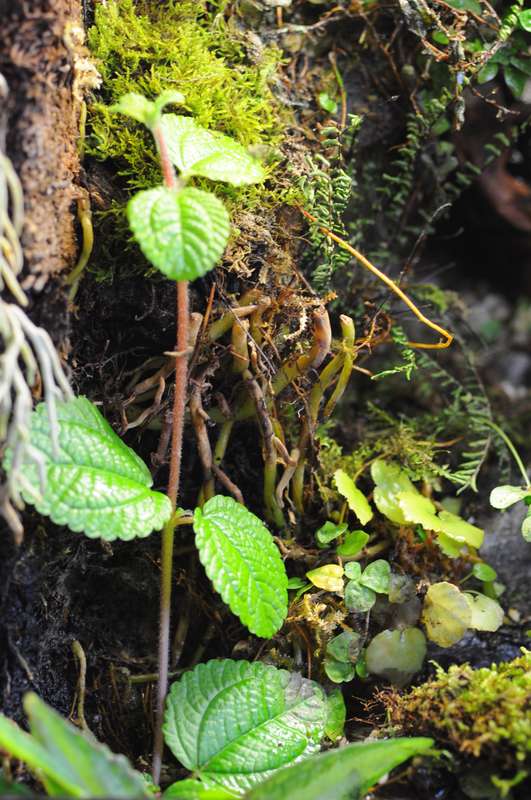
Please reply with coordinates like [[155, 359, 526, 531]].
[[152, 122, 190, 785]]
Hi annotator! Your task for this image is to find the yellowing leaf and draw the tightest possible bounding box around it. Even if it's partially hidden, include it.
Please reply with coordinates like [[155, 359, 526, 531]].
[[437, 511, 483, 549], [334, 470, 373, 525], [465, 593, 504, 632], [421, 582, 471, 647], [306, 564, 344, 593]]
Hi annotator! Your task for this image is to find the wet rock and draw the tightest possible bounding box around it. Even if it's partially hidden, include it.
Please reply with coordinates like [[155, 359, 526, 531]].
[[480, 504, 531, 612]]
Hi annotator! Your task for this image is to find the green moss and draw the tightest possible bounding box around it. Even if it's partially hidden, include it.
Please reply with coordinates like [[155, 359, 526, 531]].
[[87, 0, 286, 206], [384, 650, 531, 770]]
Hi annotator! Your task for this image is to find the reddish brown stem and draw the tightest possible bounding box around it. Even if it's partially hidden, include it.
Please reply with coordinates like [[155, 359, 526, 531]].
[[151, 122, 190, 785]]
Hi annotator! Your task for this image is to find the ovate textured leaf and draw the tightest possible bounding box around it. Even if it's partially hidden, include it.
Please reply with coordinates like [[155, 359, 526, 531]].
[[244, 738, 433, 800], [193, 496, 288, 637], [160, 115, 265, 185], [3, 398, 171, 541], [163, 660, 327, 795], [0, 693, 150, 798], [128, 186, 230, 281]]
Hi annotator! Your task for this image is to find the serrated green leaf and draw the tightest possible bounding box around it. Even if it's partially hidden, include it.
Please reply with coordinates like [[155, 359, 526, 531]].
[[3, 398, 171, 541], [193, 496, 287, 638], [344, 580, 376, 612], [163, 660, 326, 794], [0, 694, 150, 798], [366, 628, 426, 686], [360, 559, 391, 594], [337, 530, 369, 557], [436, 511, 483, 549], [334, 469, 373, 525], [306, 564, 344, 592], [244, 738, 434, 800], [110, 91, 184, 128], [464, 593, 504, 632], [490, 485, 530, 509], [422, 582, 471, 647], [128, 186, 230, 282], [160, 115, 265, 185], [397, 491, 439, 530]]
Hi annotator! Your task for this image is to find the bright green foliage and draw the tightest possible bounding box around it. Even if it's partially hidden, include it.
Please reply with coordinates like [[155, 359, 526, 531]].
[[478, 30, 531, 97], [344, 559, 391, 613], [360, 559, 391, 593], [244, 738, 434, 800], [385, 651, 530, 770], [324, 631, 362, 684], [127, 186, 230, 282], [160, 116, 265, 185], [0, 694, 150, 798], [193, 496, 288, 638], [366, 628, 427, 686], [163, 660, 327, 795], [2, 397, 171, 541], [334, 469, 373, 525], [315, 520, 347, 547], [110, 90, 184, 129], [88, 0, 282, 198], [337, 529, 369, 557], [472, 563, 497, 583], [344, 580, 376, 613], [163, 780, 234, 799], [324, 689, 346, 741]]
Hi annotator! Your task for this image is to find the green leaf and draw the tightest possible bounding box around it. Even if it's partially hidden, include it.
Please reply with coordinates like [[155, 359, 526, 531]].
[[445, 0, 481, 13], [323, 658, 355, 684], [163, 660, 327, 794], [318, 92, 338, 113], [421, 582, 471, 647], [326, 631, 362, 663], [111, 91, 184, 128], [472, 563, 497, 582], [344, 562, 362, 581], [522, 512, 531, 542], [334, 469, 373, 525], [162, 780, 235, 799], [306, 563, 344, 593], [360, 560, 391, 594], [366, 628, 427, 686], [396, 491, 439, 530], [160, 115, 265, 185], [490, 485, 530, 509], [193, 496, 288, 638], [337, 530, 369, 557], [344, 580, 376, 612], [0, 693, 150, 798], [3, 398, 171, 541], [464, 593, 504, 632], [324, 689, 346, 741], [371, 460, 414, 524], [316, 521, 348, 547], [436, 511, 483, 549], [504, 66, 527, 97], [287, 577, 308, 590], [0, 773, 31, 796], [478, 62, 499, 84], [519, 9, 531, 32], [244, 738, 434, 800], [128, 186, 230, 282]]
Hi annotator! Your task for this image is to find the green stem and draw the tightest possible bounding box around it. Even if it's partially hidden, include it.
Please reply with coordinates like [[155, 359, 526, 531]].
[[483, 419, 530, 489]]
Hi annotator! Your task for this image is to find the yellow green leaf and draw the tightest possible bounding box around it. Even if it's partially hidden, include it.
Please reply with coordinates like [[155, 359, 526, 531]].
[[421, 582, 471, 647], [306, 564, 344, 593], [437, 511, 483, 549], [334, 469, 373, 525], [465, 593, 504, 632]]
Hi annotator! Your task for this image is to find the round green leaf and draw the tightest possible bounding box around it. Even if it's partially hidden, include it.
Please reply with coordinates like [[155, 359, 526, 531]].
[[193, 496, 288, 638], [490, 485, 530, 510], [422, 582, 471, 647], [127, 186, 230, 281], [344, 580, 376, 612], [465, 593, 504, 632], [366, 628, 427, 685], [344, 562, 362, 581], [326, 631, 362, 663], [2, 398, 171, 541], [360, 559, 391, 594], [519, 9, 531, 31], [163, 660, 326, 794], [334, 469, 373, 525], [337, 530, 369, 557], [324, 658, 355, 684], [160, 114, 266, 185], [472, 563, 497, 583]]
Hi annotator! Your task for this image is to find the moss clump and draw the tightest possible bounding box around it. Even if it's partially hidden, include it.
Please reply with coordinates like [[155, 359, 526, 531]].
[[87, 0, 286, 205], [382, 650, 531, 770]]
